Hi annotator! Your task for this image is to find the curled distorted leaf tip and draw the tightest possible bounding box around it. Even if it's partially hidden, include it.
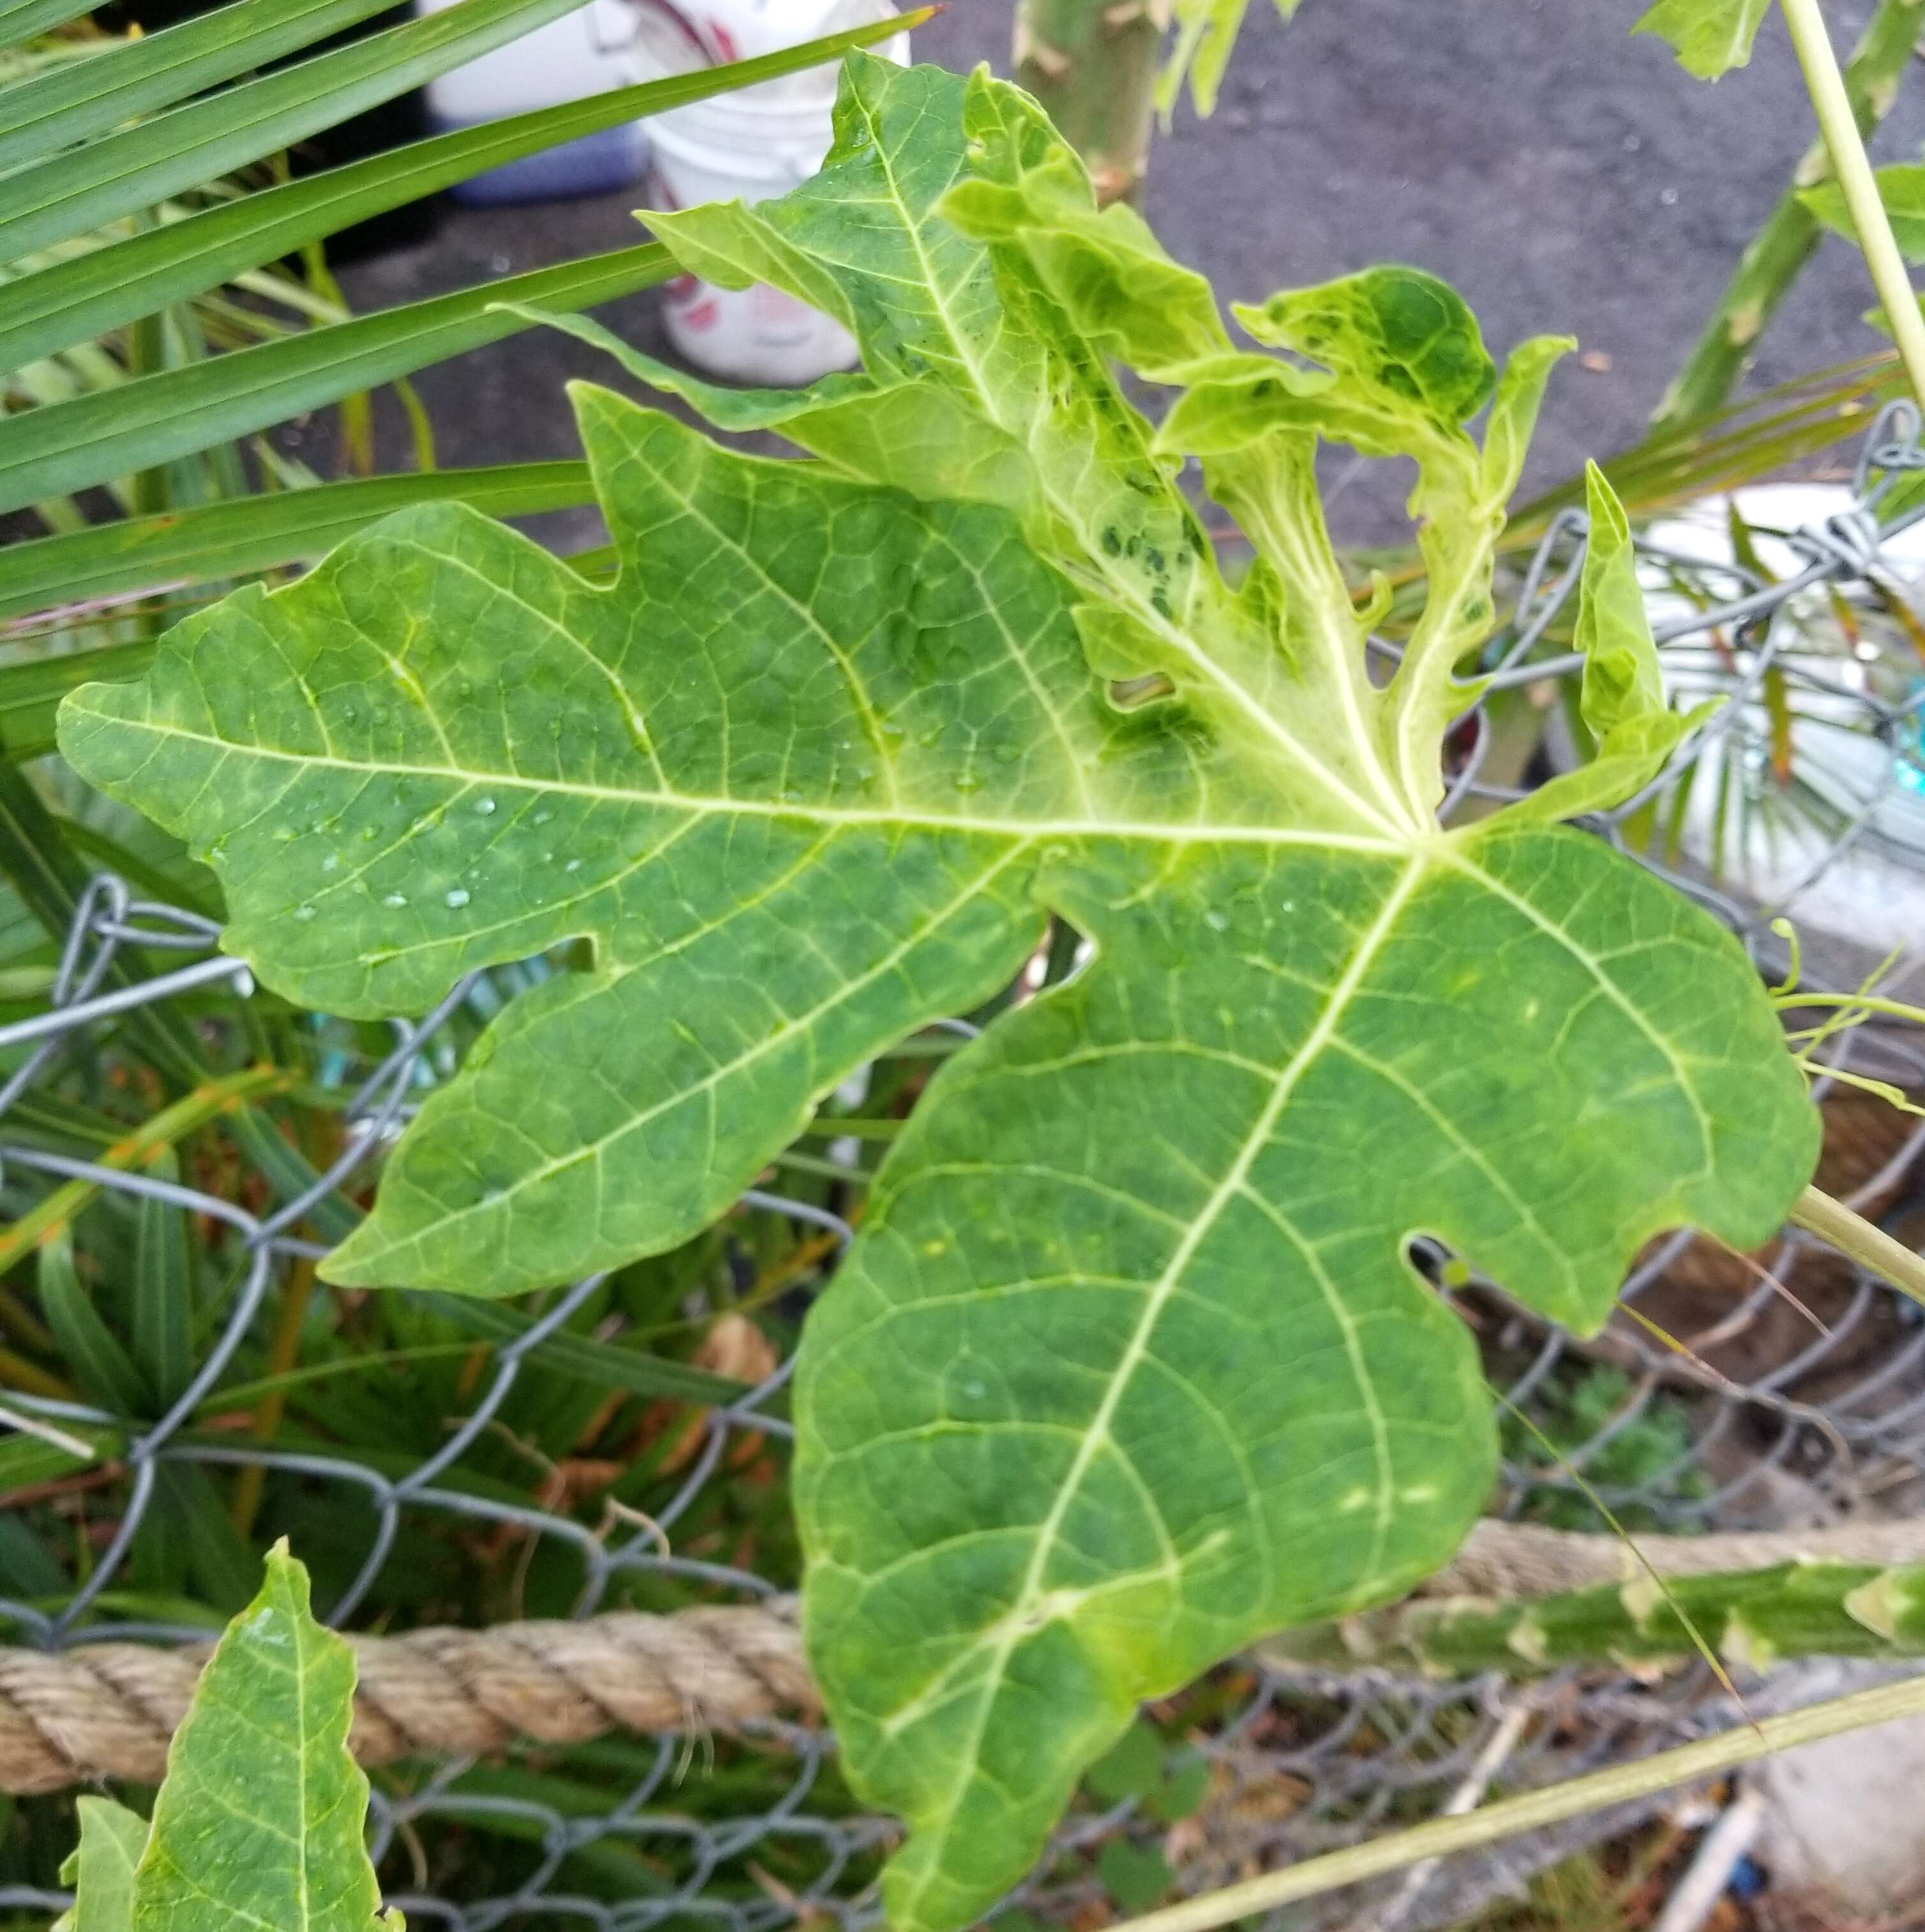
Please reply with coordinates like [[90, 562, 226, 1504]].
[[1238, 266, 1498, 426], [59, 52, 1819, 1932], [1496, 460, 1710, 829]]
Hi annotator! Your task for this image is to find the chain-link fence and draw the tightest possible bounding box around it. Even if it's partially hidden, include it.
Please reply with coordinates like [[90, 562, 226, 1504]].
[[3, 405, 1925, 1932]]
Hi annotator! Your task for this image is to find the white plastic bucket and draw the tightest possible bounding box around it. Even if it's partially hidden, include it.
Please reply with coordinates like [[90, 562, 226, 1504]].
[[417, 0, 649, 205], [645, 98, 856, 382], [630, 0, 907, 383]]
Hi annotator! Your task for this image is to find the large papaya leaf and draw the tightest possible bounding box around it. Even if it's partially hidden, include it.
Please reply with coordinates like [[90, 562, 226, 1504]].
[[61, 55, 1819, 1932]]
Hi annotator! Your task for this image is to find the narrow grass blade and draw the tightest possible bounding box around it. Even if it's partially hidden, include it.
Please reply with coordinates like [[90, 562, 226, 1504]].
[[153, 1463, 258, 1612], [0, 462, 593, 623], [0, 647, 161, 750], [0, 0, 93, 51], [0, 0, 406, 177], [0, 0, 597, 264], [37, 1225, 148, 1415], [0, 246, 667, 514], [0, 10, 923, 371], [418, 1293, 753, 1408], [132, 1148, 193, 1406], [0, 1427, 112, 1492]]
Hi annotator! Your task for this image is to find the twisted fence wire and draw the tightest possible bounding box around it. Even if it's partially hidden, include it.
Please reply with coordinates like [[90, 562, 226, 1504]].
[[3, 405, 1925, 1931]]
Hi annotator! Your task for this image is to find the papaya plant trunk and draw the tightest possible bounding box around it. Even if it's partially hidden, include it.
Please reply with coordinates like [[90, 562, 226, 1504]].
[[1269, 1559, 1925, 1677], [1654, 0, 1925, 429], [1011, 0, 1165, 204]]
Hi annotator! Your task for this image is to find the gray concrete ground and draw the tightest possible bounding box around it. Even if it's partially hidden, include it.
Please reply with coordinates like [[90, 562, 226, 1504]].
[[329, 0, 1925, 545]]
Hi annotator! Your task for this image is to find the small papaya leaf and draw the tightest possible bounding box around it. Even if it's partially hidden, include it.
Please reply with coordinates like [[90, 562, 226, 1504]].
[[1504, 463, 1711, 826], [1633, 0, 1773, 78], [1801, 164, 1925, 262], [127, 1541, 396, 1932], [61, 55, 1820, 1932], [640, 64, 1214, 518], [55, 1796, 148, 1932], [1235, 270, 1500, 433]]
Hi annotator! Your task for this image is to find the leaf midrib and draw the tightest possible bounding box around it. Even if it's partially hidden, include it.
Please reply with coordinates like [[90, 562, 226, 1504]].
[[80, 711, 1409, 853], [291, 1593, 314, 1932], [877, 852, 1429, 1914]]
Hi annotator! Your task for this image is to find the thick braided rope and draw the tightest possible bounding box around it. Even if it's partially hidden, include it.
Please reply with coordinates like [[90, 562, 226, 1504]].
[[0, 1598, 810, 1795], [11, 1517, 1925, 1794]]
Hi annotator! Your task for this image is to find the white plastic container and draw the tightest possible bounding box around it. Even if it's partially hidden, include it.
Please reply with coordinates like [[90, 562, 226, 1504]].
[[1639, 485, 1925, 958], [629, 0, 907, 382], [1542, 482, 1925, 963], [417, 0, 649, 206]]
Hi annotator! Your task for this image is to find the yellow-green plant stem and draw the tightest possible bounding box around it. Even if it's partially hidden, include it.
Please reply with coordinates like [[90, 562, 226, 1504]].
[[1011, 0, 1164, 204], [1776, 992, 1925, 1022], [1272, 1557, 1925, 1676], [1656, 0, 1924, 428], [0, 1064, 294, 1277], [1792, 1182, 1925, 1309], [1104, 1671, 1925, 1932], [1780, 0, 1925, 410], [0, 1342, 73, 1402]]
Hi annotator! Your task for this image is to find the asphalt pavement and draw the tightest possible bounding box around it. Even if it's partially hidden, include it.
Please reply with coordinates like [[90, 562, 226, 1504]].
[[329, 0, 1925, 544]]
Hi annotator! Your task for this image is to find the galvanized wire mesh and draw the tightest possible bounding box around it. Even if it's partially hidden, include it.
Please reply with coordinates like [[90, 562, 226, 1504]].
[[4, 403, 1925, 1932]]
